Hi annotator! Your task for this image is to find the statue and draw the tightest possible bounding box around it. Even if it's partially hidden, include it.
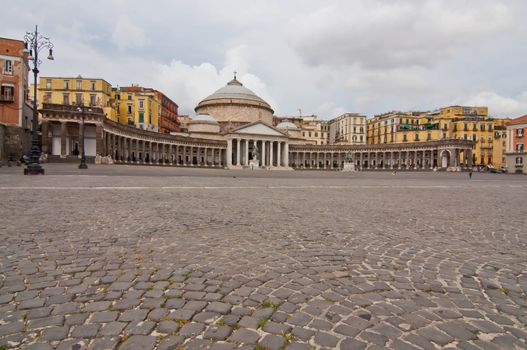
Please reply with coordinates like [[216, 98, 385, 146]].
[[345, 150, 353, 162], [251, 144, 259, 160]]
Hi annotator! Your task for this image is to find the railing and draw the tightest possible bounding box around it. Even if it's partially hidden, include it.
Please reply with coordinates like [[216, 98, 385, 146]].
[[0, 95, 14, 102]]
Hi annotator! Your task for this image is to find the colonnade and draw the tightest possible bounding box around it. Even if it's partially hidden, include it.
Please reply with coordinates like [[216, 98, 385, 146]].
[[104, 132, 226, 167], [289, 148, 473, 170], [226, 138, 289, 168]]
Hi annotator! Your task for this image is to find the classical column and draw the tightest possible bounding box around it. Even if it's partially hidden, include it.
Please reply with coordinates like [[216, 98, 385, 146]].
[[141, 140, 145, 163], [269, 141, 274, 167], [284, 143, 289, 167], [234, 139, 240, 166], [227, 139, 233, 168], [243, 139, 248, 166], [430, 149, 434, 169], [261, 140, 266, 167], [60, 122, 67, 157], [398, 152, 402, 170], [277, 141, 282, 167]]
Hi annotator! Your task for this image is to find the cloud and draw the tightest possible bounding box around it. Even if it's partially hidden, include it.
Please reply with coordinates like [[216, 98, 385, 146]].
[[461, 91, 527, 118], [111, 15, 146, 50], [150, 46, 276, 115], [287, 0, 512, 69]]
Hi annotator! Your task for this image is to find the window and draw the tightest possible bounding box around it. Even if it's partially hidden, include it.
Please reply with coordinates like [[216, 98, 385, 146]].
[[427, 133, 431, 140], [63, 94, 70, 105], [64, 80, 69, 89], [127, 95, 132, 100], [76, 80, 82, 90], [3, 60, 12, 75], [464, 123, 468, 131], [116, 94, 120, 100], [414, 133, 419, 141], [472, 134, 477, 141], [442, 133, 446, 139], [46, 80, 52, 89], [403, 134, 407, 141], [90, 94, 96, 106], [517, 144, 524, 152], [139, 112, 144, 123], [516, 156, 523, 165], [315, 132, 318, 137], [90, 81, 96, 91], [0, 85, 14, 101], [309, 132, 311, 137], [360, 135, 363, 141], [75, 93, 82, 105], [44, 92, 51, 103], [127, 105, 132, 114], [517, 129, 524, 137], [464, 134, 468, 140]]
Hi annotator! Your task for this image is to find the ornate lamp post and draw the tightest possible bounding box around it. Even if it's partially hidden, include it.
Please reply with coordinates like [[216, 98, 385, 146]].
[[77, 105, 91, 169], [23, 25, 54, 175]]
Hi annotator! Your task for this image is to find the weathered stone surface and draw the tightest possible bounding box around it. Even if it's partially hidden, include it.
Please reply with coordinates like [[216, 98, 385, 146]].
[[1, 167, 526, 349]]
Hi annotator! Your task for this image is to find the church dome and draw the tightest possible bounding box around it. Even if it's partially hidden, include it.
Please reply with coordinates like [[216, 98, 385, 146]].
[[194, 76, 274, 129], [192, 114, 218, 124], [199, 78, 270, 106], [276, 121, 299, 130]]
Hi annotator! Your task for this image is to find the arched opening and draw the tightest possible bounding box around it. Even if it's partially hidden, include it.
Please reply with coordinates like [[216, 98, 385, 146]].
[[441, 150, 451, 168]]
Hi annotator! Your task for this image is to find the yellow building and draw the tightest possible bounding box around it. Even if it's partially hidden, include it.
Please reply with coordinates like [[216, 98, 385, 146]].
[[37, 76, 115, 120], [328, 113, 367, 145], [112, 86, 160, 132], [366, 106, 509, 167], [492, 118, 511, 168], [300, 115, 329, 145], [367, 111, 428, 144]]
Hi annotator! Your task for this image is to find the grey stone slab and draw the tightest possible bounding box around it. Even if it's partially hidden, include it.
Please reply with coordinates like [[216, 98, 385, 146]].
[[41, 326, 69, 341], [118, 335, 156, 350], [230, 328, 260, 344]]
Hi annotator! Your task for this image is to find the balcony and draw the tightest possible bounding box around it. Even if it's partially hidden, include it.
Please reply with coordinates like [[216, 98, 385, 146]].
[[0, 95, 14, 102]]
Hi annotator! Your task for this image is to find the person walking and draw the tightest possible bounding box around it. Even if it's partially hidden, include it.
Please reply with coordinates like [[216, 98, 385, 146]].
[[469, 170, 473, 179]]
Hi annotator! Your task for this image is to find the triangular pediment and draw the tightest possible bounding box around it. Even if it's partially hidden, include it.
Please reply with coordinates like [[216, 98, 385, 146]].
[[229, 121, 286, 137]]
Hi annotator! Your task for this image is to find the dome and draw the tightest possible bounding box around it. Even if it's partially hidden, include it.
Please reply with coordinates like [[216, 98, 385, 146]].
[[199, 78, 270, 106], [276, 121, 299, 130], [191, 114, 218, 124]]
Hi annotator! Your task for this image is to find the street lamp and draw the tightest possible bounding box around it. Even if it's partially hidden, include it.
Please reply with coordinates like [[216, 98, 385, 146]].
[[23, 25, 54, 175], [77, 105, 92, 169]]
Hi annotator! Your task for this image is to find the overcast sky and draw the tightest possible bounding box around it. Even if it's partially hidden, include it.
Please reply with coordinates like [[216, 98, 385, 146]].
[[2, 0, 527, 119]]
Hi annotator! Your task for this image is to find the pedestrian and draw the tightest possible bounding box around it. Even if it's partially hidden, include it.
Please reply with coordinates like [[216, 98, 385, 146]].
[[469, 170, 472, 179]]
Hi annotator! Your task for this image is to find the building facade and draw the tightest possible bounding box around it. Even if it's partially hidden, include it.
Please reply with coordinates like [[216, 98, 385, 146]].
[[328, 113, 367, 145], [301, 116, 329, 145], [0, 37, 32, 162], [113, 86, 160, 132], [37, 76, 115, 120], [505, 115, 527, 173], [156, 90, 180, 133]]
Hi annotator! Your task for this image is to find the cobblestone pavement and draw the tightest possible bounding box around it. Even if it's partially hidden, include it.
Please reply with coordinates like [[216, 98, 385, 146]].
[[0, 165, 526, 349]]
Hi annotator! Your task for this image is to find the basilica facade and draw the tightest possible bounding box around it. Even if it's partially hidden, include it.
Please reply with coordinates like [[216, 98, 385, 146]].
[[39, 78, 474, 170]]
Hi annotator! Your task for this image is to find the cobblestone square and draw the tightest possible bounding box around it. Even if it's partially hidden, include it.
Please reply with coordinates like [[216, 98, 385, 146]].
[[0, 165, 526, 349]]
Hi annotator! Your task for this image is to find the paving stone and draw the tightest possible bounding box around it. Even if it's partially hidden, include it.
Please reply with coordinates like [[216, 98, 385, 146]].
[[118, 335, 156, 350], [99, 322, 126, 336], [204, 325, 233, 340], [25, 343, 53, 350], [230, 328, 260, 344], [41, 326, 70, 341], [119, 309, 148, 322], [314, 331, 339, 347], [90, 311, 119, 323], [179, 322, 206, 337], [340, 338, 368, 350], [207, 301, 231, 314], [124, 320, 156, 335], [157, 335, 185, 350], [259, 334, 286, 350], [89, 337, 120, 350], [158, 320, 180, 333], [71, 324, 100, 338]]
